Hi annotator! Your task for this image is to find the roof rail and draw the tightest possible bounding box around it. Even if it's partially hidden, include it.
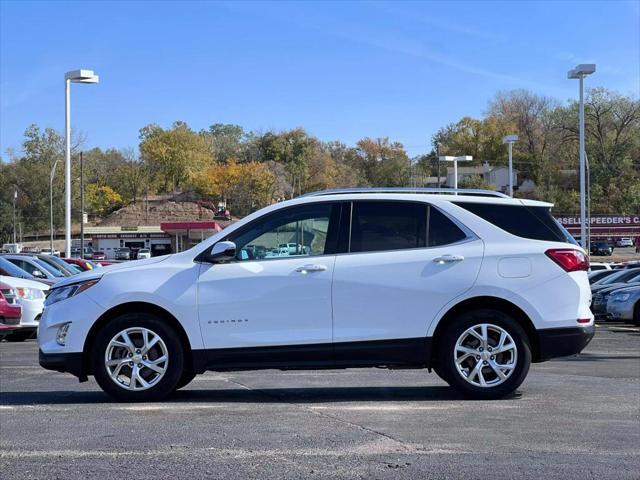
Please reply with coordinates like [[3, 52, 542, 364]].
[[301, 187, 510, 199]]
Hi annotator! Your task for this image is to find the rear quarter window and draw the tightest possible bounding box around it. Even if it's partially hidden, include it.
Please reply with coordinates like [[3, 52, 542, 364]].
[[453, 202, 577, 244]]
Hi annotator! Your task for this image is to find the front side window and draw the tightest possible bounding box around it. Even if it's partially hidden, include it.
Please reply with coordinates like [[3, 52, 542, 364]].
[[229, 203, 335, 261]]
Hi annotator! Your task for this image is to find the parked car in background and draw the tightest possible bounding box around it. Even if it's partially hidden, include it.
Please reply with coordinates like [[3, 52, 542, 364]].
[[0, 275, 48, 341], [115, 248, 131, 260], [588, 269, 617, 285], [136, 248, 151, 260], [0, 281, 22, 335], [0, 323, 20, 340], [591, 269, 640, 320], [23, 254, 80, 277], [591, 268, 640, 294], [607, 286, 640, 325], [589, 262, 612, 272], [615, 238, 633, 248], [40, 248, 60, 256], [91, 251, 107, 261], [1, 255, 63, 283], [63, 258, 95, 272], [590, 242, 613, 256], [0, 256, 56, 286]]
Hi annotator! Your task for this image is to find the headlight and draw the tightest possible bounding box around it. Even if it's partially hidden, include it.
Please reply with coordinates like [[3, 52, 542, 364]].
[[44, 278, 101, 307], [16, 287, 45, 300], [613, 293, 631, 302]]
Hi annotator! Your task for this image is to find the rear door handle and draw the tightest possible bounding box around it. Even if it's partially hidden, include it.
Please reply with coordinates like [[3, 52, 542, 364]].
[[433, 255, 464, 264], [295, 264, 328, 273]]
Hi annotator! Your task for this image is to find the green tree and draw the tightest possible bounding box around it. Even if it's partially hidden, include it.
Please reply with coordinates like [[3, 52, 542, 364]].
[[139, 121, 212, 192]]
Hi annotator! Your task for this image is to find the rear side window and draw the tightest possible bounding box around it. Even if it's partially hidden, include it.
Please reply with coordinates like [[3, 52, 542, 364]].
[[350, 202, 426, 253], [454, 202, 576, 244], [428, 207, 468, 247], [348, 201, 468, 253]]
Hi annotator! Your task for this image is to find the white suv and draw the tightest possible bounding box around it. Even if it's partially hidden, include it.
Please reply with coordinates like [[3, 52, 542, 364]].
[[38, 188, 594, 401]]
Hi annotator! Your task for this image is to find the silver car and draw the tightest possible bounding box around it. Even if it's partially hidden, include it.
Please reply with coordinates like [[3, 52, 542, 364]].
[[607, 286, 640, 325]]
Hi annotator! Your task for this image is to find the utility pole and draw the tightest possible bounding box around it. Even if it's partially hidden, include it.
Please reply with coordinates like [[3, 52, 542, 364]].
[[436, 143, 441, 187], [13, 187, 17, 244]]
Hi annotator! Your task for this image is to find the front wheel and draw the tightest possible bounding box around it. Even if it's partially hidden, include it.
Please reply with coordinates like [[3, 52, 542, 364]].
[[436, 309, 531, 399], [92, 313, 185, 401]]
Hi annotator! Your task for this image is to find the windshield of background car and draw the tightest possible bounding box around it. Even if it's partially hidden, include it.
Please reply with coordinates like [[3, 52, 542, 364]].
[[0, 257, 33, 278], [34, 258, 65, 277], [597, 269, 640, 285]]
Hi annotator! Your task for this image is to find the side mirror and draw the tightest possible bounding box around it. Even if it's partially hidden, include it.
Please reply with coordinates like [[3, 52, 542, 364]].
[[207, 241, 236, 263], [33, 270, 45, 277]]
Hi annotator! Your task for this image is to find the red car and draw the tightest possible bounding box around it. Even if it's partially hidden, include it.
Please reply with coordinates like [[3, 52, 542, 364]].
[[63, 257, 95, 271], [0, 282, 22, 339], [91, 251, 107, 261]]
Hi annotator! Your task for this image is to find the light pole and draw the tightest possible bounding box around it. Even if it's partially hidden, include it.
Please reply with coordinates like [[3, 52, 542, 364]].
[[568, 64, 595, 249], [80, 151, 85, 259], [64, 69, 99, 258], [439, 155, 473, 193], [50, 158, 61, 254], [502, 135, 518, 197]]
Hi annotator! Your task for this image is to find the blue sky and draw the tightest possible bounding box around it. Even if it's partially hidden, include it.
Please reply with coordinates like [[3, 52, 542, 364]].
[[1, 0, 638, 157]]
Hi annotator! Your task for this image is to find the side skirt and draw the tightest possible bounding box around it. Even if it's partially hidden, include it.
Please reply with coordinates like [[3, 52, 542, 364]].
[[192, 337, 433, 373]]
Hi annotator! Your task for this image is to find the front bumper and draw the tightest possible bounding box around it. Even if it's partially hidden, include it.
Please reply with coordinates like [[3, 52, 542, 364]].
[[39, 349, 84, 379], [536, 325, 595, 361]]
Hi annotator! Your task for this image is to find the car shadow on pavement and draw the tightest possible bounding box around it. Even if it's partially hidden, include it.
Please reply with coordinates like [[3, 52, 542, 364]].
[[0, 386, 523, 405]]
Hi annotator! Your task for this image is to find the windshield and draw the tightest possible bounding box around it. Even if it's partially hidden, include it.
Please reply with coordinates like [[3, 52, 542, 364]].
[[596, 269, 640, 285], [33, 258, 65, 277], [0, 257, 34, 278]]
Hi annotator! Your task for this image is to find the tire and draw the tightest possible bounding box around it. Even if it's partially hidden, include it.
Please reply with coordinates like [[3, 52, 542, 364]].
[[633, 303, 640, 327], [92, 313, 185, 401], [5, 330, 35, 342], [435, 309, 531, 400], [175, 370, 197, 390]]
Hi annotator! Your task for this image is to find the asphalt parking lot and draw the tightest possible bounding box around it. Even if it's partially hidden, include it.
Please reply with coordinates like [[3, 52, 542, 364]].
[[1, 323, 639, 480]]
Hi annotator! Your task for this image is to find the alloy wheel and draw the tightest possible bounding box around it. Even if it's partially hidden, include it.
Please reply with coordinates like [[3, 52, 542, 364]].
[[453, 323, 518, 388], [104, 327, 169, 391]]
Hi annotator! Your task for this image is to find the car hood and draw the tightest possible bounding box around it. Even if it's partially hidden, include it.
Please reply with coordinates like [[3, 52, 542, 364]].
[[593, 282, 640, 296], [607, 285, 640, 295], [51, 255, 171, 288], [0, 275, 50, 291]]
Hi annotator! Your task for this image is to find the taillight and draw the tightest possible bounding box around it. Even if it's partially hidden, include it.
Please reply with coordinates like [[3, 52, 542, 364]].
[[545, 248, 589, 272]]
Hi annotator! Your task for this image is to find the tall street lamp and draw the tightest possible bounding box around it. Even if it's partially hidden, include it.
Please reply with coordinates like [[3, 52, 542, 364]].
[[64, 69, 99, 258], [502, 135, 518, 197], [439, 155, 473, 193], [568, 63, 595, 249]]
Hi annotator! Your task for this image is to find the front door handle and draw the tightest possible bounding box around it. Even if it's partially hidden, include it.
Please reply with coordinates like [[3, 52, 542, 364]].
[[295, 264, 328, 273], [433, 254, 464, 264]]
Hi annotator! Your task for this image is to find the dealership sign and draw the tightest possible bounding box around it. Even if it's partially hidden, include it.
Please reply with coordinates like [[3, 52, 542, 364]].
[[555, 214, 640, 236]]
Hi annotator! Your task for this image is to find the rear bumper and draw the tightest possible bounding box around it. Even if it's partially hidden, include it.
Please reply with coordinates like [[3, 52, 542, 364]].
[[536, 325, 595, 362], [39, 349, 84, 379]]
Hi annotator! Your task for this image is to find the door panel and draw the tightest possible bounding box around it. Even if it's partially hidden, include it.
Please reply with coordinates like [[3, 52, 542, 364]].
[[332, 240, 484, 343], [197, 257, 335, 349], [197, 201, 339, 352]]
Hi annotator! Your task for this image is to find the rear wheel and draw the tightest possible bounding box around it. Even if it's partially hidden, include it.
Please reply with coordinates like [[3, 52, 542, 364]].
[[92, 313, 185, 401], [633, 303, 640, 326], [436, 309, 531, 399]]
